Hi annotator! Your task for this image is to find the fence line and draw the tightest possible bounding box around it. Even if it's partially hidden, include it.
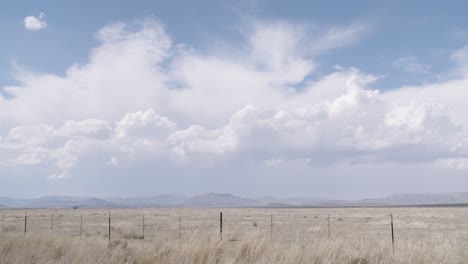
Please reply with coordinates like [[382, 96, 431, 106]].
[[0, 209, 404, 253]]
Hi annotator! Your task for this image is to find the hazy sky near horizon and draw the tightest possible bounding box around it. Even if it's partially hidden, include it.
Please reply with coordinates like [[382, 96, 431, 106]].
[[2, 0, 468, 199]]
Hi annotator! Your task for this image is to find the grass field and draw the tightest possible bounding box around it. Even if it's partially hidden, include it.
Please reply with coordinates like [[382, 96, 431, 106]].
[[1, 207, 468, 263]]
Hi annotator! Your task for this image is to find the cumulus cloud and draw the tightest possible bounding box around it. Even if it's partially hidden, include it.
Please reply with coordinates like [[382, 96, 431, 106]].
[[58, 119, 112, 139], [2, 18, 468, 182], [115, 109, 176, 139], [24, 13, 47, 31]]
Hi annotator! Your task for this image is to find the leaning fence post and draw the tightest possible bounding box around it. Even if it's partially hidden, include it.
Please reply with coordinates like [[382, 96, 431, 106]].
[[391, 214, 395, 253], [108, 213, 111, 244], [220, 212, 223, 240], [24, 212, 27, 234], [327, 214, 330, 238]]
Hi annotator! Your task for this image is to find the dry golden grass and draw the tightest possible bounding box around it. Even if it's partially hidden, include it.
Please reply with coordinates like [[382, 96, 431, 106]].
[[1, 207, 468, 263]]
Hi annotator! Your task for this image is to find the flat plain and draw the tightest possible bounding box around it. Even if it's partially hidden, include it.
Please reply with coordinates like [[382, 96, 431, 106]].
[[1, 207, 467, 263]]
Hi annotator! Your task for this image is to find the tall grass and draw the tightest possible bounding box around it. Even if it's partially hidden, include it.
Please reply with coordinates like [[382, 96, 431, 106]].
[[1, 207, 468, 263], [0, 233, 465, 264]]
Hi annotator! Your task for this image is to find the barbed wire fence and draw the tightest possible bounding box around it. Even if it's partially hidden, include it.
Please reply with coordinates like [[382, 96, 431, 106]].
[[0, 207, 461, 253]]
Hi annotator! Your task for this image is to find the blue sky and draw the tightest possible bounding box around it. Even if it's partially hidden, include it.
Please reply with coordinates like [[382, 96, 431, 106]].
[[2, 0, 468, 89], [2, 1, 468, 199]]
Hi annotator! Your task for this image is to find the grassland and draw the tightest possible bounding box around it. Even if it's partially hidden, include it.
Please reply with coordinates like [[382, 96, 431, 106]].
[[1, 207, 467, 263]]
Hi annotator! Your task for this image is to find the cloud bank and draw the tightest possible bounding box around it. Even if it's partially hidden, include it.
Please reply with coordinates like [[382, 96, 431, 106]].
[[2, 18, 468, 185]]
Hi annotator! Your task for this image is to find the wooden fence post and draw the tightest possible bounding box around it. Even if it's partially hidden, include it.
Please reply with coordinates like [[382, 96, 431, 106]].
[[391, 214, 395, 253], [51, 213, 54, 233], [220, 212, 223, 240], [24, 212, 27, 234], [327, 214, 330, 238], [1, 212, 4, 233], [142, 213, 145, 240]]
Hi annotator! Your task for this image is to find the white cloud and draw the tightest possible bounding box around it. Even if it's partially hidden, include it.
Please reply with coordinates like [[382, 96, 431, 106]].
[[2, 18, 468, 183], [58, 119, 112, 139], [312, 22, 370, 53], [392, 56, 431, 74], [7, 125, 55, 147], [451, 46, 468, 74], [115, 109, 176, 139], [47, 172, 72, 180], [13, 147, 48, 165], [434, 158, 468, 170], [263, 158, 284, 167], [168, 105, 258, 156], [24, 13, 47, 31]]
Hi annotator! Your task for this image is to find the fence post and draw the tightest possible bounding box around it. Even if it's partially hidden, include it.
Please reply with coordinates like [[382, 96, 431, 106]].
[[327, 214, 330, 238], [108, 213, 111, 244], [24, 212, 27, 234], [270, 214, 273, 240], [1, 212, 4, 233], [80, 213, 83, 239], [178, 212, 182, 240], [51, 213, 54, 233], [391, 214, 395, 253], [142, 213, 145, 240], [220, 212, 223, 240]]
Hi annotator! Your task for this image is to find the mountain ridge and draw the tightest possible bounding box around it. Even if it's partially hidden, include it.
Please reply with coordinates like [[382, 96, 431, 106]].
[[2, 192, 468, 209]]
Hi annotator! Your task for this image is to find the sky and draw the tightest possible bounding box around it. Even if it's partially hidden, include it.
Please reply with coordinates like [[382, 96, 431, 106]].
[[1, 0, 468, 199]]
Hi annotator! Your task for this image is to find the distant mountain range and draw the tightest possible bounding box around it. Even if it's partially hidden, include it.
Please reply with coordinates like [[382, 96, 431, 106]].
[[185, 193, 259, 207], [2, 192, 468, 209]]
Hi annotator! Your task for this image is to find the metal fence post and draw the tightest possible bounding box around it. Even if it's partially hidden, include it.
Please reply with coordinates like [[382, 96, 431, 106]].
[[179, 212, 182, 240], [391, 214, 395, 253], [108, 213, 111, 244], [80, 213, 83, 239], [24, 212, 27, 234], [1, 212, 4, 233], [220, 212, 223, 240], [270, 214, 273, 240]]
